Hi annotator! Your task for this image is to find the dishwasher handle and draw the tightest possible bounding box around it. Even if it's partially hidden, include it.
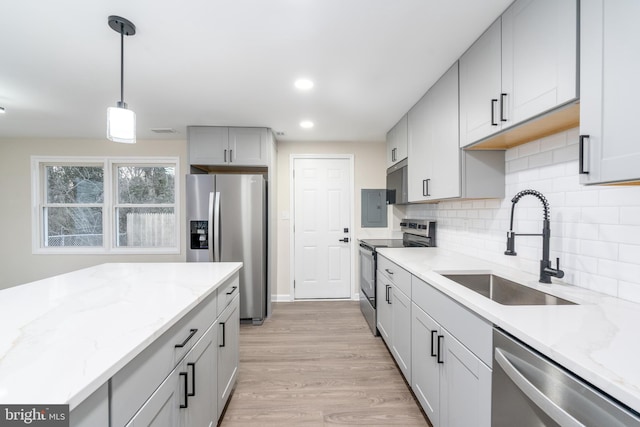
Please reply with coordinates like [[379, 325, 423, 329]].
[[494, 348, 584, 427]]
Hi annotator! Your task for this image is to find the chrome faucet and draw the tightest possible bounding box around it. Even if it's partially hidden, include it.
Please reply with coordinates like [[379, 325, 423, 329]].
[[504, 189, 564, 284]]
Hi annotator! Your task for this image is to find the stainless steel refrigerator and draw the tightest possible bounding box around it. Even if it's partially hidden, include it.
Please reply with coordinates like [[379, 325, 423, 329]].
[[186, 174, 267, 324]]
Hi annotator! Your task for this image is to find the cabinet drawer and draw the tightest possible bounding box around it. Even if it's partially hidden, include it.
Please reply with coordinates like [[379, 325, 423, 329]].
[[412, 276, 492, 366], [111, 291, 217, 427], [217, 275, 240, 315], [377, 256, 411, 296]]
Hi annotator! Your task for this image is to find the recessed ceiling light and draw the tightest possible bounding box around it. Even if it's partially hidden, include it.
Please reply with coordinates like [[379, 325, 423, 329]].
[[294, 78, 314, 90], [300, 120, 314, 129]]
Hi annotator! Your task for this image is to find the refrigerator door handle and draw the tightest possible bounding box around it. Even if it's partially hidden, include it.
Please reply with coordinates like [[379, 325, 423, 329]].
[[208, 192, 215, 262], [213, 191, 221, 262]]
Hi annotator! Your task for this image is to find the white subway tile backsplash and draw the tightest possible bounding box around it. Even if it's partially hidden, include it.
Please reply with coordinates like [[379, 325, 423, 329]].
[[540, 132, 567, 152], [397, 127, 640, 303], [528, 151, 554, 168], [507, 157, 529, 173], [620, 207, 640, 225], [518, 140, 541, 157]]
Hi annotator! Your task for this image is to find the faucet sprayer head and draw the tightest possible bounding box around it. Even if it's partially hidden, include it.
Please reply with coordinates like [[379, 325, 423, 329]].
[[511, 189, 550, 221]]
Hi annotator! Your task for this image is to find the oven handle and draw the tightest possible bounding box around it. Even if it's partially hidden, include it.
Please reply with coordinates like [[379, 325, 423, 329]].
[[494, 348, 583, 427]]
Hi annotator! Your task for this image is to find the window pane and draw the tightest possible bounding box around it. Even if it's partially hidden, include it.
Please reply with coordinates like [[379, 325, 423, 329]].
[[46, 166, 104, 203], [118, 166, 175, 204], [116, 207, 176, 247], [45, 207, 103, 247]]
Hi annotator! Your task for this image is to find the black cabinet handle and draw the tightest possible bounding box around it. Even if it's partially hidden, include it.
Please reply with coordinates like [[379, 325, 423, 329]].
[[219, 322, 226, 347], [385, 268, 394, 275], [437, 335, 444, 364], [175, 328, 198, 348], [385, 284, 390, 302], [500, 93, 507, 122], [224, 149, 227, 163], [187, 362, 196, 397], [229, 149, 233, 163], [422, 179, 431, 197], [491, 99, 498, 126], [430, 330, 437, 357], [392, 148, 396, 162], [179, 372, 189, 408], [579, 135, 590, 174], [226, 285, 238, 295]]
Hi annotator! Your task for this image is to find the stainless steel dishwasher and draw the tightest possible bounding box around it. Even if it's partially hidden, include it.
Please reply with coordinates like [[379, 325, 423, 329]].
[[492, 328, 640, 427]]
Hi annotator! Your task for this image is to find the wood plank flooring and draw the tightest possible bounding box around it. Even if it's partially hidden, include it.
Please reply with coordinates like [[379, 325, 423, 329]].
[[220, 301, 431, 427]]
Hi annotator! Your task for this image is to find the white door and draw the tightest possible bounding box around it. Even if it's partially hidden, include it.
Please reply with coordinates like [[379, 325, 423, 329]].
[[293, 157, 352, 299]]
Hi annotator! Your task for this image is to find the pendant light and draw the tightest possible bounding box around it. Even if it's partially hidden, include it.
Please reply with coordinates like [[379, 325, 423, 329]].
[[107, 16, 136, 144]]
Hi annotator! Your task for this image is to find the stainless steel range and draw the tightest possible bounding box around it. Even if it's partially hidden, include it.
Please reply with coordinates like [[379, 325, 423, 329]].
[[359, 219, 436, 335]]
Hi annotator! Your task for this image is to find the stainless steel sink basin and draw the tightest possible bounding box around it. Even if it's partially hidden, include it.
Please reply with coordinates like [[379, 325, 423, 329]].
[[441, 273, 576, 306]]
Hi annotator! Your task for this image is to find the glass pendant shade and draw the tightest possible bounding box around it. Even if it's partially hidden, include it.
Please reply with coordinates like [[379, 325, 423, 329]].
[[107, 106, 136, 144]]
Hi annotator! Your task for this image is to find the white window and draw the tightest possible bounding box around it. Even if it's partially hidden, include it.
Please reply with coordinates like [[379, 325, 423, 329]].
[[32, 157, 179, 254]]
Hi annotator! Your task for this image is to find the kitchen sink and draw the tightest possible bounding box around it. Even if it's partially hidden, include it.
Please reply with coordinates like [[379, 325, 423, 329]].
[[441, 273, 576, 306]]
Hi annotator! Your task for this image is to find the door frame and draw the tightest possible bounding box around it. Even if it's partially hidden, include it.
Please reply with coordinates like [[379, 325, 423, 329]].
[[289, 154, 355, 301]]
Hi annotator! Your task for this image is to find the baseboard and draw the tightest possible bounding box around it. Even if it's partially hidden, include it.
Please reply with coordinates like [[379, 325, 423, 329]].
[[272, 293, 360, 302]]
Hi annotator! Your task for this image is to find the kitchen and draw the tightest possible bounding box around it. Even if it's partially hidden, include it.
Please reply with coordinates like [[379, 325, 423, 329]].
[[2, 0, 640, 426]]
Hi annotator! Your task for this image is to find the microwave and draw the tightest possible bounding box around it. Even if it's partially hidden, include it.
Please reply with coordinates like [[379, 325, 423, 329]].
[[386, 158, 408, 205]]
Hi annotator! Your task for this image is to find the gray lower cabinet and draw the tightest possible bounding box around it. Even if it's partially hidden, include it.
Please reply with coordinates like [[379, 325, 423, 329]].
[[411, 276, 492, 427], [126, 322, 217, 427], [579, 0, 640, 185], [376, 255, 412, 382], [108, 275, 239, 427], [217, 294, 240, 420]]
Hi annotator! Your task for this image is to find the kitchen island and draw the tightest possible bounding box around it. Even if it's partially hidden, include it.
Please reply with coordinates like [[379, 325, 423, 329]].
[[377, 247, 640, 419], [0, 262, 242, 426]]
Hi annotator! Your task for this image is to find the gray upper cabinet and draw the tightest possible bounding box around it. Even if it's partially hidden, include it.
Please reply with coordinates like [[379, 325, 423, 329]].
[[459, 0, 578, 148], [408, 63, 505, 203], [386, 114, 408, 168], [579, 0, 640, 185], [189, 126, 269, 166], [459, 19, 503, 148], [408, 63, 461, 202]]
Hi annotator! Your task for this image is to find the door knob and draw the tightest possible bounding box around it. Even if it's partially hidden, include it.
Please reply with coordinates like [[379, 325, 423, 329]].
[[339, 238, 349, 243]]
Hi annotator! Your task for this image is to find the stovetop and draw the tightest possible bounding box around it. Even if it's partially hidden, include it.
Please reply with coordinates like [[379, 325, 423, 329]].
[[359, 238, 406, 249]]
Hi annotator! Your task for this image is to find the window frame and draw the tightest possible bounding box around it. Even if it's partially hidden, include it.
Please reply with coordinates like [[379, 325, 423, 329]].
[[31, 156, 180, 255]]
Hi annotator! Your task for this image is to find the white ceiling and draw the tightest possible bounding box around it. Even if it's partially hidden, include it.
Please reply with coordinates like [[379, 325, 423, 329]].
[[0, 0, 512, 142]]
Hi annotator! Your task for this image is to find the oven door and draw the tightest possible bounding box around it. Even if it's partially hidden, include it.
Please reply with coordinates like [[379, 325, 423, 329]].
[[359, 244, 378, 335], [359, 244, 376, 306]]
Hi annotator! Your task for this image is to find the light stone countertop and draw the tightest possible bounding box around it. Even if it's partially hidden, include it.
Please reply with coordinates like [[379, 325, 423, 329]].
[[376, 247, 640, 413], [0, 262, 242, 410]]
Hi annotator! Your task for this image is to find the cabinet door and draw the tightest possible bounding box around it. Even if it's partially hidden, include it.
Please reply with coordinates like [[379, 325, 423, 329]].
[[217, 295, 240, 419], [181, 324, 217, 427], [428, 63, 461, 200], [501, 0, 577, 127], [411, 303, 440, 426], [391, 287, 411, 381], [188, 127, 229, 165], [439, 329, 491, 427], [387, 115, 408, 167], [126, 368, 181, 427], [376, 273, 393, 344], [459, 19, 502, 147], [580, 0, 640, 184], [408, 63, 460, 202], [407, 92, 433, 202], [228, 127, 268, 166]]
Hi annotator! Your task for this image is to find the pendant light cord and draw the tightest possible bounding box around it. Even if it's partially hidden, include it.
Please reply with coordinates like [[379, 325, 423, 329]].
[[120, 24, 125, 105]]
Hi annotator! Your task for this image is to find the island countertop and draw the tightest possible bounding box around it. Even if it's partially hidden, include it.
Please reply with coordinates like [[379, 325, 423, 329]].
[[0, 262, 242, 410], [376, 247, 640, 413]]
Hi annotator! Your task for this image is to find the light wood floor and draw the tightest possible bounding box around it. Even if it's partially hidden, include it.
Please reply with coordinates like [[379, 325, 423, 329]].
[[220, 301, 431, 426]]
